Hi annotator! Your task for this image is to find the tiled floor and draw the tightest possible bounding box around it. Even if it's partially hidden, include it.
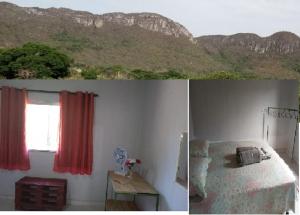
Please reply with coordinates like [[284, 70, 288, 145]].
[[277, 151, 299, 215], [0, 198, 13, 211], [0, 198, 103, 211]]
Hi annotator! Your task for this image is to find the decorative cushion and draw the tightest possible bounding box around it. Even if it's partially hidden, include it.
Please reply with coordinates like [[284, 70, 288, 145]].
[[189, 157, 211, 199], [189, 139, 210, 157]]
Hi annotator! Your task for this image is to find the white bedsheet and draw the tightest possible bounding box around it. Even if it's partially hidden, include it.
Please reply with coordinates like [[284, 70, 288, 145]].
[[190, 140, 296, 214]]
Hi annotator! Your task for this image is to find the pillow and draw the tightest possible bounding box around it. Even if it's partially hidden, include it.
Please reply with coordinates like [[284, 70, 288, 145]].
[[189, 139, 210, 157], [189, 157, 211, 199]]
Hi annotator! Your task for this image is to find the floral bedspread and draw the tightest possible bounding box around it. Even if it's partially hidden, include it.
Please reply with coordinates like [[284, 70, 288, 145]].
[[190, 140, 296, 214]]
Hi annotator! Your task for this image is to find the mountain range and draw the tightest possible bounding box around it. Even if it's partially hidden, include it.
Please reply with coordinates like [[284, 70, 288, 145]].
[[0, 1, 300, 79]]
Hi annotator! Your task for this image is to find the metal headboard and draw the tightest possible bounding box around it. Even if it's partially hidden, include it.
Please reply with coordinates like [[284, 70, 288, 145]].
[[263, 107, 299, 160]]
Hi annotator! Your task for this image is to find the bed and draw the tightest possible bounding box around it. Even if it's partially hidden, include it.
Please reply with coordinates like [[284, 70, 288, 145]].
[[190, 140, 296, 214]]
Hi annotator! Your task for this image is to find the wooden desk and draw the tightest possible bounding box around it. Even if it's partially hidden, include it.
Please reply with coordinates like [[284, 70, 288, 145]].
[[105, 171, 159, 211]]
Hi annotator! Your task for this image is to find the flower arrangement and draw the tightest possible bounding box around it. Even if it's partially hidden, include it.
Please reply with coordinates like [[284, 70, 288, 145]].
[[125, 158, 141, 170]]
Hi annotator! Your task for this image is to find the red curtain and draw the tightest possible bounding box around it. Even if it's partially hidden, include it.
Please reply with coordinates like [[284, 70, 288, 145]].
[[0, 86, 30, 170], [53, 91, 94, 175]]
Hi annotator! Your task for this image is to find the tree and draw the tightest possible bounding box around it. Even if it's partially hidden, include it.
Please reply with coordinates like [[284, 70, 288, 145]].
[[161, 69, 188, 79], [129, 69, 188, 80], [293, 63, 300, 73], [81, 68, 99, 79], [196, 71, 257, 80], [0, 43, 71, 79], [129, 69, 162, 79]]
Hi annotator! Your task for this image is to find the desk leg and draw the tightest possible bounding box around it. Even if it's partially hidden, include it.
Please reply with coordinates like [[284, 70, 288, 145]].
[[105, 172, 109, 211], [156, 195, 159, 211]]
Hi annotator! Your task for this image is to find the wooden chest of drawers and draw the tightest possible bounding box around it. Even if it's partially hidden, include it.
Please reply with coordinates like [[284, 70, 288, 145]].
[[15, 177, 67, 210]]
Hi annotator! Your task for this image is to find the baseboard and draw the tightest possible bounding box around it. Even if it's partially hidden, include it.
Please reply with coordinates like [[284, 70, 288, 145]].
[[0, 195, 14, 200], [208, 139, 264, 144], [68, 199, 104, 208]]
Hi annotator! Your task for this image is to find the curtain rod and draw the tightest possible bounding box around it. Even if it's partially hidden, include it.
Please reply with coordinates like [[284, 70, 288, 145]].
[[0, 88, 98, 97]]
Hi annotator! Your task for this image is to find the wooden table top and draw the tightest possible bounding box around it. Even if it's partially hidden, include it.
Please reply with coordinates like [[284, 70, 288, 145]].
[[108, 171, 158, 195]]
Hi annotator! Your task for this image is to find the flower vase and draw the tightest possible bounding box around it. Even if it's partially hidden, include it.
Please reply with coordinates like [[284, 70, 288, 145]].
[[126, 169, 133, 178]]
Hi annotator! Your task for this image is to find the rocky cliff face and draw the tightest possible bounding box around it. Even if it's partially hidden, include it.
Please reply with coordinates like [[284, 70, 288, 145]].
[[102, 13, 194, 41], [16, 3, 194, 42], [197, 32, 300, 55]]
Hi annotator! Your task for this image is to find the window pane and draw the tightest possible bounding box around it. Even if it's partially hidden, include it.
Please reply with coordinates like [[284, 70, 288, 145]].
[[26, 104, 60, 151]]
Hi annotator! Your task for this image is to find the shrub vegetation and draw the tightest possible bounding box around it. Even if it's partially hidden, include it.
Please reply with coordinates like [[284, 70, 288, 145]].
[[0, 43, 71, 79]]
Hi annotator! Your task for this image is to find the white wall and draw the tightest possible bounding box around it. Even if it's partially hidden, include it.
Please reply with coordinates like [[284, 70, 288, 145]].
[[190, 80, 298, 152], [0, 80, 145, 208], [136, 81, 188, 211]]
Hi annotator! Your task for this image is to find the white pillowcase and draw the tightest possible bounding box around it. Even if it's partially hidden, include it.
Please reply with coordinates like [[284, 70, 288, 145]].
[[189, 156, 212, 198], [189, 139, 210, 157]]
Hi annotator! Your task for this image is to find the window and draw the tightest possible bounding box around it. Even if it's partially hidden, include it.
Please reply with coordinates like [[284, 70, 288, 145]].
[[26, 104, 60, 151]]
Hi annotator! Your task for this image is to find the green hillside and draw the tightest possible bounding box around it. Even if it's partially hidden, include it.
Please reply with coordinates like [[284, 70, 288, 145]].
[[0, 2, 299, 80]]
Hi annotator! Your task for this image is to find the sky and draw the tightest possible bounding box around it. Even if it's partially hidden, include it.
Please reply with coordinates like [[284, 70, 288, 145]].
[[4, 0, 300, 37]]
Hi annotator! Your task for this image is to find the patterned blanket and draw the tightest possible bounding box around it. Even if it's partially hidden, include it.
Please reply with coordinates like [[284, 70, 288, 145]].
[[190, 140, 296, 214]]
